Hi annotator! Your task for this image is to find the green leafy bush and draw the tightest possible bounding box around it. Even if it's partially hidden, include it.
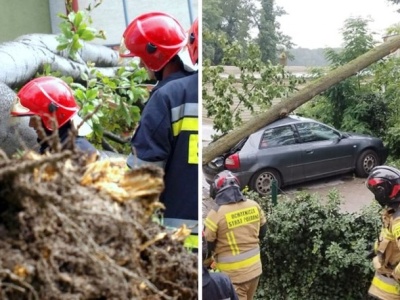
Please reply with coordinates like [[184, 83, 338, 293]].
[[39, 4, 149, 154], [252, 190, 380, 299]]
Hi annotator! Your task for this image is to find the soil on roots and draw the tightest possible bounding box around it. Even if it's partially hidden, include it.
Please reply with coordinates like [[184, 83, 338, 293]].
[[0, 149, 198, 300]]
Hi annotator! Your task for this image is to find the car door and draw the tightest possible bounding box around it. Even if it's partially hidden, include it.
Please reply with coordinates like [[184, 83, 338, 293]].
[[295, 122, 356, 179], [252, 125, 305, 183]]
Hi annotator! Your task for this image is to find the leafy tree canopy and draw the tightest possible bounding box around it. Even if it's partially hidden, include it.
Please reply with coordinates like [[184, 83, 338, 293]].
[[203, 0, 292, 64]]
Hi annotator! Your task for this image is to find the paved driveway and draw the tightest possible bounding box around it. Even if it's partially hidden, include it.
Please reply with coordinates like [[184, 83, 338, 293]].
[[279, 173, 373, 213], [202, 173, 374, 218]]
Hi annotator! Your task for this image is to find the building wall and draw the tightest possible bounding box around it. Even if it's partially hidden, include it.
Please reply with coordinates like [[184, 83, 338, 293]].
[[50, 0, 199, 46], [0, 0, 52, 43], [0, 0, 198, 46]]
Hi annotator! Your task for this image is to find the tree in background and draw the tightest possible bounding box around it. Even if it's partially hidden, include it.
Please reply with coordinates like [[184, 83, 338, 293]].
[[287, 48, 330, 66], [255, 0, 278, 64], [298, 17, 383, 133], [386, 0, 400, 12], [203, 0, 292, 64], [202, 40, 302, 136], [371, 49, 400, 157], [203, 0, 254, 64], [202, 0, 302, 136], [255, 0, 294, 64]]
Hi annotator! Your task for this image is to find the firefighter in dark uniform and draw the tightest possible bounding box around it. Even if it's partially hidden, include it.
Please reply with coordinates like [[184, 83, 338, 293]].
[[10, 76, 97, 155], [204, 170, 267, 300], [120, 14, 199, 249], [202, 232, 239, 300], [366, 166, 400, 300]]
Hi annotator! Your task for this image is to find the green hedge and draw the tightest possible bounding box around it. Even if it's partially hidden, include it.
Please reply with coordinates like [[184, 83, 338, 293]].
[[252, 190, 381, 300]]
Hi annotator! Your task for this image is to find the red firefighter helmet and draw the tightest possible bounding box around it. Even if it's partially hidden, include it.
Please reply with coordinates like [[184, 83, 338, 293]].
[[366, 166, 400, 207], [119, 12, 187, 71], [210, 170, 241, 199], [188, 18, 198, 65], [11, 76, 79, 131]]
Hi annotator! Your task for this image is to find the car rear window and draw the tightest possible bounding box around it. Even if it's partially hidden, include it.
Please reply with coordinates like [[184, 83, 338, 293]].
[[259, 125, 296, 149]]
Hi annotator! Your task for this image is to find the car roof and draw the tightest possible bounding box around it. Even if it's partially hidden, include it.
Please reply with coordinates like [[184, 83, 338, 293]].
[[265, 115, 316, 128]]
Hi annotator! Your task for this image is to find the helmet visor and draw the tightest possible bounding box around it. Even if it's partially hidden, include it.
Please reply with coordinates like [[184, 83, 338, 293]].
[[10, 96, 34, 117], [178, 46, 197, 72], [119, 37, 133, 58], [71, 115, 93, 136]]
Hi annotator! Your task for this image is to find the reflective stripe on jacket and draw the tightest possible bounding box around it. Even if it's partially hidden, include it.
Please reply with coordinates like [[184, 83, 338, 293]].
[[372, 273, 398, 294], [216, 247, 261, 272], [369, 273, 400, 299]]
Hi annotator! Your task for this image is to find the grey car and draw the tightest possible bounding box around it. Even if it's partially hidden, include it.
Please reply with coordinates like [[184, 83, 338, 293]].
[[203, 115, 388, 196]]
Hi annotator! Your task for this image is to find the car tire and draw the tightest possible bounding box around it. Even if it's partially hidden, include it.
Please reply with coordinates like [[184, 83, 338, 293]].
[[250, 168, 282, 196], [355, 150, 379, 178]]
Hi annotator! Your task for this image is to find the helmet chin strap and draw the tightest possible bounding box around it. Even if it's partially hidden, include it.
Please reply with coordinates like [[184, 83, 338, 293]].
[[154, 68, 164, 81], [154, 55, 186, 81], [388, 197, 400, 209]]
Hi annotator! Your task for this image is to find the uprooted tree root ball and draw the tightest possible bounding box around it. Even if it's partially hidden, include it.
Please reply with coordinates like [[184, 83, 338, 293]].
[[0, 149, 198, 299]]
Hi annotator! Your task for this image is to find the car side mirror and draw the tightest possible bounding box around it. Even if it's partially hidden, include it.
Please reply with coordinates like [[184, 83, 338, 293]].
[[335, 133, 344, 142]]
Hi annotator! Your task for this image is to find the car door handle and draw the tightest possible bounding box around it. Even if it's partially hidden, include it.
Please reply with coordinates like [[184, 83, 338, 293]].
[[305, 150, 314, 154]]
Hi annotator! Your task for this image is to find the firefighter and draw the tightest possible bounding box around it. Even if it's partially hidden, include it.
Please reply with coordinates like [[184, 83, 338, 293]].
[[202, 232, 239, 300], [120, 15, 199, 249], [204, 170, 267, 300], [366, 166, 400, 300], [10, 76, 96, 155]]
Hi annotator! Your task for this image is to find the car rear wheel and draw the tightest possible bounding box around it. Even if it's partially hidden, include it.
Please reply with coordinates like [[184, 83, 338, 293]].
[[250, 169, 282, 196], [355, 150, 379, 178]]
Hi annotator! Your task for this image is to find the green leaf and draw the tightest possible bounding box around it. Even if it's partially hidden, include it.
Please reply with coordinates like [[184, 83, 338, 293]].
[[80, 72, 89, 81], [67, 12, 76, 24], [74, 89, 86, 100], [73, 11, 83, 28], [86, 88, 98, 101], [80, 29, 95, 41]]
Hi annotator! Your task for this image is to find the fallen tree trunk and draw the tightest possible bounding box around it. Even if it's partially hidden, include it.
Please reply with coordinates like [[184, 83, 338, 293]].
[[202, 34, 400, 164], [0, 82, 37, 156], [0, 34, 120, 89]]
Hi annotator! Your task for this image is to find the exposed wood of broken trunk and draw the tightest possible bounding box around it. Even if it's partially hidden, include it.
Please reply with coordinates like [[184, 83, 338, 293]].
[[0, 147, 198, 299], [202, 35, 400, 165]]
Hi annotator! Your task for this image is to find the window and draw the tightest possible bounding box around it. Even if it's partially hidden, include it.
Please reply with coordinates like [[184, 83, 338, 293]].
[[296, 122, 340, 143], [259, 125, 296, 149]]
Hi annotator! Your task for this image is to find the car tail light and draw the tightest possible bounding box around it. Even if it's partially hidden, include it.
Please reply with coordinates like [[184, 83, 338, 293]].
[[225, 153, 240, 169]]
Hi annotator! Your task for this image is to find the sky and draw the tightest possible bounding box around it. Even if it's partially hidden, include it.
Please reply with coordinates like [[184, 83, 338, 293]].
[[275, 0, 400, 49]]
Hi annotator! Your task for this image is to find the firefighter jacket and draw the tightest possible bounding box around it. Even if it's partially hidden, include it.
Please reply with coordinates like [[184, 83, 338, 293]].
[[202, 266, 239, 300], [127, 72, 199, 247], [369, 207, 400, 300], [126, 70, 193, 169], [204, 189, 267, 284]]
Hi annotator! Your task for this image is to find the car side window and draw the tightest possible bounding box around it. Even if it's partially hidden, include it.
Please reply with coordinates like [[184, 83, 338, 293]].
[[297, 122, 340, 143], [259, 125, 296, 149]]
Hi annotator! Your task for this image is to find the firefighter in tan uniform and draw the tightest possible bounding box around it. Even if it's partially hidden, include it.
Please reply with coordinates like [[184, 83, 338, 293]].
[[366, 166, 400, 300], [204, 170, 267, 300]]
